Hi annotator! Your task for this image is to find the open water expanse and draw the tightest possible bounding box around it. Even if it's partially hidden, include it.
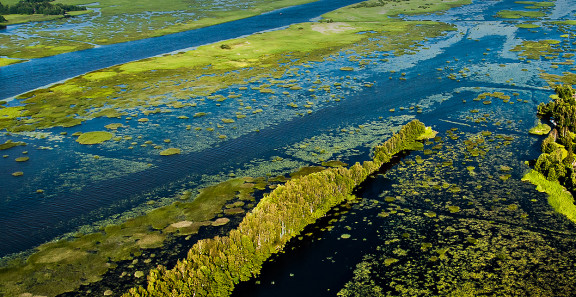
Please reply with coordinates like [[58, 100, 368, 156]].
[[2, 0, 576, 296]]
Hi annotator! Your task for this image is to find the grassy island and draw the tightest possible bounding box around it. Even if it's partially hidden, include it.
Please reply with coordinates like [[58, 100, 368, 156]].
[[3, 0, 469, 134]]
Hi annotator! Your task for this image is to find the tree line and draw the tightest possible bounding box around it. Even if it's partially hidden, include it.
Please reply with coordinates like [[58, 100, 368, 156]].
[[535, 85, 576, 190], [123, 120, 428, 297], [0, 0, 86, 16]]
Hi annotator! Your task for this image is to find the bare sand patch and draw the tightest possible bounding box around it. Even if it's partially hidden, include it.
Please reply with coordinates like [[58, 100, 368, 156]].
[[311, 22, 355, 34]]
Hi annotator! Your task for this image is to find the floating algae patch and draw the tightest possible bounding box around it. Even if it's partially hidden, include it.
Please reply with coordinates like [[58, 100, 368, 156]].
[[496, 10, 546, 19], [447, 205, 460, 213], [76, 131, 114, 144], [212, 218, 231, 227], [55, 153, 154, 192], [284, 115, 415, 163], [0, 140, 26, 150], [289, 166, 326, 179], [104, 123, 124, 130], [529, 122, 551, 135], [159, 148, 181, 156], [511, 40, 561, 60], [340, 214, 576, 296], [322, 160, 348, 167], [339, 124, 576, 296], [14, 156, 29, 162], [517, 23, 541, 29]]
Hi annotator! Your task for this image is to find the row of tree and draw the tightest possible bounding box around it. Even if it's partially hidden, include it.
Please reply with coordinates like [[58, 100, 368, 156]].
[[535, 85, 576, 190], [0, 0, 86, 16], [123, 120, 428, 297]]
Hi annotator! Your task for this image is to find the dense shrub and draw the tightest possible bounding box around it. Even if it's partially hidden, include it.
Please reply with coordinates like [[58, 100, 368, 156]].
[[535, 85, 576, 190], [0, 0, 86, 16]]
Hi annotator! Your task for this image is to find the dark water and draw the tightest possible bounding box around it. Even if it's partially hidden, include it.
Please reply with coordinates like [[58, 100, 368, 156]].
[[1, 0, 576, 295], [228, 0, 576, 296], [0, 0, 563, 255], [0, 0, 364, 100]]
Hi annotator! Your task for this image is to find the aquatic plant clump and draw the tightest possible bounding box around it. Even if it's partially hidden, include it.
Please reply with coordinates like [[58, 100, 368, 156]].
[[339, 114, 576, 296], [0, 140, 26, 150], [159, 148, 181, 156], [76, 131, 114, 144], [124, 120, 430, 297]]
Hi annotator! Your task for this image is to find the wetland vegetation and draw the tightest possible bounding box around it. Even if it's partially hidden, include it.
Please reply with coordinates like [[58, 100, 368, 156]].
[[0, 0, 321, 59], [2, 0, 576, 296]]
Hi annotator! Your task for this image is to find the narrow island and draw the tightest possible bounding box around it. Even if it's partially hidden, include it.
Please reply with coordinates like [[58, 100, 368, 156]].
[[124, 120, 431, 297]]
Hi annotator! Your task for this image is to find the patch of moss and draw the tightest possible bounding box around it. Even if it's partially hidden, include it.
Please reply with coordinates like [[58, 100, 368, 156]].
[[76, 131, 114, 144], [529, 123, 551, 135], [159, 148, 181, 156], [0, 140, 26, 150], [15, 156, 29, 162]]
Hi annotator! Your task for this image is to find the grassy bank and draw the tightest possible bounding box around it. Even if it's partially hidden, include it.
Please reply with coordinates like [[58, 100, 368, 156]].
[[522, 170, 576, 224]]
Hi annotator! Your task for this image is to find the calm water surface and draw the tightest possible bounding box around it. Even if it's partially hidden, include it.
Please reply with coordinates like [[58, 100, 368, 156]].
[[1, 1, 576, 295]]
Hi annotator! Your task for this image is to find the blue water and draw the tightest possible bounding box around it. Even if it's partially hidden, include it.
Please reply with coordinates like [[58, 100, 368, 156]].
[[0, 0, 364, 100], [226, 1, 576, 296], [0, 0, 574, 277]]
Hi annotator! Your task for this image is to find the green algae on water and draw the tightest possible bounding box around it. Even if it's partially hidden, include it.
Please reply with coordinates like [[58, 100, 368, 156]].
[[15, 156, 29, 162], [159, 148, 181, 156], [76, 131, 114, 145]]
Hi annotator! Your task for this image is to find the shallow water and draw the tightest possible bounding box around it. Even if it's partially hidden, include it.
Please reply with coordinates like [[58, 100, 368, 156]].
[[0, 0, 562, 256], [228, 1, 576, 296], [1, 0, 576, 295]]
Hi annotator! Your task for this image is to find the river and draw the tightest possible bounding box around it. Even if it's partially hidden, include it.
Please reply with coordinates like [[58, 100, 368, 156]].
[[0, 0, 364, 100]]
